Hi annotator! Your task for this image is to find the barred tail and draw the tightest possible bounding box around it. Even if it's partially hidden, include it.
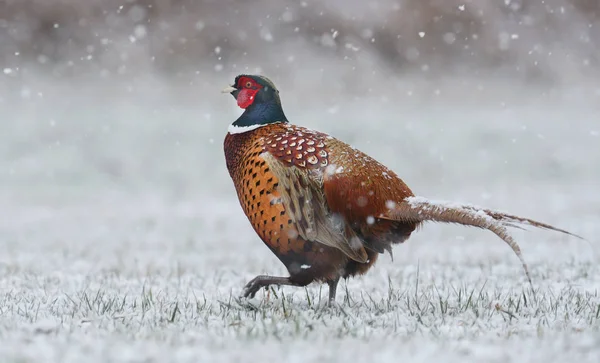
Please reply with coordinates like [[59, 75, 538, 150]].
[[388, 196, 585, 284]]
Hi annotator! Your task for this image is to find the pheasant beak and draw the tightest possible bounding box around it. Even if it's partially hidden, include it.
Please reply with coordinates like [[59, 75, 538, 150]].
[[221, 86, 237, 94]]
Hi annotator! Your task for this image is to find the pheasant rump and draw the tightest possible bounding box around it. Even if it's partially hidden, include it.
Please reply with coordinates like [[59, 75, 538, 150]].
[[222, 74, 582, 303]]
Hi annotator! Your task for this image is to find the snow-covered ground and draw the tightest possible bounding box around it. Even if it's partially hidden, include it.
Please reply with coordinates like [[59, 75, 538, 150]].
[[1, 74, 599, 362]]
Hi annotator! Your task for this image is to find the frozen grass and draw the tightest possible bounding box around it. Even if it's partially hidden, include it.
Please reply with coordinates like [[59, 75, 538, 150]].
[[1, 191, 599, 363]]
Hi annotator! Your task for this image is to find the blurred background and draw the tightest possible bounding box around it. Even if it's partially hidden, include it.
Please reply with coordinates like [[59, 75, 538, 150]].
[[1, 0, 599, 253], [1, 4, 600, 360]]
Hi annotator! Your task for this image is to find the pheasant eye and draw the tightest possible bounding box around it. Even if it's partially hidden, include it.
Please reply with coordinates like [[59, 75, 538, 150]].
[[245, 81, 253, 88]]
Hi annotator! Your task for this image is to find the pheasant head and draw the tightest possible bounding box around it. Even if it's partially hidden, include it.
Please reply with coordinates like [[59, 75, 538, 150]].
[[223, 75, 288, 134]]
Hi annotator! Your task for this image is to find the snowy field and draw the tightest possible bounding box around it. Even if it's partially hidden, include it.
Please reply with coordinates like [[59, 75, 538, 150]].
[[1, 74, 600, 362]]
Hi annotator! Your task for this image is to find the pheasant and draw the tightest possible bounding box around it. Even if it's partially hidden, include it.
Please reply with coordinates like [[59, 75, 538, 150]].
[[222, 74, 583, 303]]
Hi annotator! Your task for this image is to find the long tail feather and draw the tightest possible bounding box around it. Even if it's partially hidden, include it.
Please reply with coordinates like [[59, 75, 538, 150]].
[[388, 196, 585, 284], [470, 207, 585, 240], [403, 196, 584, 239]]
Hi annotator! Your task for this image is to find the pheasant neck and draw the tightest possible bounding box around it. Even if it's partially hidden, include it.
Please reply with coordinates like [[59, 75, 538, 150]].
[[229, 100, 288, 134]]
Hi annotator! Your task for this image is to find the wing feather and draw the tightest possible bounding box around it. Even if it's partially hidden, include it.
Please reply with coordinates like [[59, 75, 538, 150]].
[[261, 152, 368, 263]]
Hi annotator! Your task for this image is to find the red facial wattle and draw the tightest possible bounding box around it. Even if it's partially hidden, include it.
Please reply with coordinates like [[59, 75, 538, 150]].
[[234, 76, 263, 109], [237, 88, 259, 109]]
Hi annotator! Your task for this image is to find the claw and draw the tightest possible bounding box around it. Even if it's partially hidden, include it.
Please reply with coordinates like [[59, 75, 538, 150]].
[[241, 280, 260, 298], [241, 276, 268, 298]]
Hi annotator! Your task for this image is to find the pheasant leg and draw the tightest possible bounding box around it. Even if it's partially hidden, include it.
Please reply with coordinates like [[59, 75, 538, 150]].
[[327, 278, 340, 304], [241, 275, 305, 298]]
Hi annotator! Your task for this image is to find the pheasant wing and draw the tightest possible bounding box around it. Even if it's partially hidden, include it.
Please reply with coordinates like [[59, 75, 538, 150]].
[[262, 152, 369, 263]]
